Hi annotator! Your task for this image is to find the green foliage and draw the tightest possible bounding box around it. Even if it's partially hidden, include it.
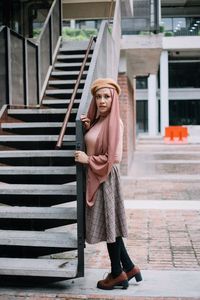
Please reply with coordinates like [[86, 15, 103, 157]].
[[33, 28, 42, 38], [164, 31, 174, 37], [62, 27, 97, 40], [159, 25, 165, 33]]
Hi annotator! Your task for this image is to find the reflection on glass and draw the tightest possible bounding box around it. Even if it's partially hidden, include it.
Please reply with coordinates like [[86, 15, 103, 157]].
[[161, 17, 200, 36]]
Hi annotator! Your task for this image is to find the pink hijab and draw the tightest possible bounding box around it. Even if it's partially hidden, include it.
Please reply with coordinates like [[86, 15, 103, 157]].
[[86, 85, 121, 207]]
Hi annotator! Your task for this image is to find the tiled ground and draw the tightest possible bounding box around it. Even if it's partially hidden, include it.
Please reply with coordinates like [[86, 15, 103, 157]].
[[85, 209, 200, 271]]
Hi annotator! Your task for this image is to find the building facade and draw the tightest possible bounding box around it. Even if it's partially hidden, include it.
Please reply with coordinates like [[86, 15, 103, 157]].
[[136, 1, 200, 136]]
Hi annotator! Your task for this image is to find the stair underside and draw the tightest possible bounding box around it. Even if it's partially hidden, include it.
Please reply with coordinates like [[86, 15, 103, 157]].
[[0, 257, 78, 278]]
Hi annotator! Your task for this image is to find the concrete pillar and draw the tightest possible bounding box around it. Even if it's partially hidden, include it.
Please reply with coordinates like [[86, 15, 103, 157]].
[[160, 50, 169, 136], [148, 74, 158, 136], [70, 20, 76, 29]]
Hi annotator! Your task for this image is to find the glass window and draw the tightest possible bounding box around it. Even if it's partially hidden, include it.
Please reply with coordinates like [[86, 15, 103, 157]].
[[136, 100, 148, 132], [169, 61, 200, 88], [169, 100, 200, 125], [136, 77, 148, 89], [161, 18, 172, 31], [162, 17, 200, 36], [173, 18, 186, 34]]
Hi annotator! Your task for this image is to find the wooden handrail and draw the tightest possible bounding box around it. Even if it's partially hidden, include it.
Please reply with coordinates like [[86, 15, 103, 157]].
[[55, 36, 95, 149]]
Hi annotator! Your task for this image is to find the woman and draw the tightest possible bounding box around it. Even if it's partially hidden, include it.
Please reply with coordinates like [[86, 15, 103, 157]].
[[75, 78, 142, 290]]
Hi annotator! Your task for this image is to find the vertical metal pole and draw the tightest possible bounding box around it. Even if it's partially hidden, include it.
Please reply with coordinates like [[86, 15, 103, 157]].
[[23, 39, 28, 106], [49, 16, 53, 65], [36, 44, 41, 105], [59, 0, 62, 37], [6, 27, 12, 105], [76, 119, 85, 277]]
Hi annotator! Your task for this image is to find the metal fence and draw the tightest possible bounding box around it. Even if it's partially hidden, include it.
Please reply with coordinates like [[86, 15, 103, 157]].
[[0, 0, 61, 108], [121, 0, 160, 34]]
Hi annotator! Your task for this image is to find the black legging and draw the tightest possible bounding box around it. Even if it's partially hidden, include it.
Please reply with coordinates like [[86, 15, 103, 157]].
[[107, 236, 134, 278]]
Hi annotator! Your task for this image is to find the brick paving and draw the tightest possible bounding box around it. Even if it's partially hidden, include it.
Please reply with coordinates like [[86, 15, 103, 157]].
[[85, 209, 200, 271]]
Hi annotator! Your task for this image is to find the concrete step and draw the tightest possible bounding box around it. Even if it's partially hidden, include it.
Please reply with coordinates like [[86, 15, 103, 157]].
[[0, 206, 76, 220], [121, 176, 200, 200], [8, 108, 77, 115], [133, 151, 200, 160], [0, 257, 78, 278], [7, 108, 77, 123], [1, 122, 75, 135], [0, 165, 76, 183], [130, 160, 200, 176], [0, 206, 77, 230], [0, 150, 75, 167], [45, 89, 83, 95], [0, 135, 75, 142], [0, 150, 75, 166], [45, 89, 82, 99], [57, 54, 92, 62], [0, 166, 76, 175], [0, 183, 77, 206], [0, 150, 74, 158], [54, 62, 89, 70], [0, 135, 75, 151], [48, 80, 84, 89], [0, 229, 77, 252], [51, 70, 87, 79], [42, 99, 80, 108], [0, 183, 76, 195]]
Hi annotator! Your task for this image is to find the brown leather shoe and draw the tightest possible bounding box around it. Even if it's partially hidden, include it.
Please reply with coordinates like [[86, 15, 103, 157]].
[[97, 271, 129, 290], [126, 266, 142, 282]]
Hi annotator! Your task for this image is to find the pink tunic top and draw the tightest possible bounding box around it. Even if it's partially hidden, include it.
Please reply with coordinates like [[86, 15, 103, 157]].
[[85, 118, 123, 163]]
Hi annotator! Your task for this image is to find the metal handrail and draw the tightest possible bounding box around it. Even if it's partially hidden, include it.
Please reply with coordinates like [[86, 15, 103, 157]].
[[55, 36, 96, 149], [37, 0, 61, 42]]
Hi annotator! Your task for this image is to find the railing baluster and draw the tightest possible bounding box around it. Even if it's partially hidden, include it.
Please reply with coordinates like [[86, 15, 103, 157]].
[[55, 36, 95, 149]]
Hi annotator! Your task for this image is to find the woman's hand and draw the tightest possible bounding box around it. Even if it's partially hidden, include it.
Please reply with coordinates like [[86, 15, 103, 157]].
[[75, 150, 89, 164], [80, 114, 91, 130]]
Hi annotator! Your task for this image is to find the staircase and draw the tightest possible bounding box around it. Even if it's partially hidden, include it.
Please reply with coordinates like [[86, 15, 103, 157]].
[[0, 40, 93, 283]]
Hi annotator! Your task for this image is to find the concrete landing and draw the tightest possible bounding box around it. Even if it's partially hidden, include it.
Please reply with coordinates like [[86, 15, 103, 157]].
[[0, 269, 200, 299]]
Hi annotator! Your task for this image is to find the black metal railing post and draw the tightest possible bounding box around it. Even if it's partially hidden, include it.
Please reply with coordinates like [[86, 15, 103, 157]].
[[76, 119, 85, 277], [23, 39, 28, 106], [6, 27, 12, 105], [36, 44, 41, 105]]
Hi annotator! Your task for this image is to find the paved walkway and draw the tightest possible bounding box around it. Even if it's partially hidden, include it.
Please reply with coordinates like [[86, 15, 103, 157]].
[[1, 137, 200, 299]]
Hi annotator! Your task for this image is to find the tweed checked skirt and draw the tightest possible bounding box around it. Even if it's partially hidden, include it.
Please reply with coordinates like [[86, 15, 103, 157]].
[[85, 165, 128, 244]]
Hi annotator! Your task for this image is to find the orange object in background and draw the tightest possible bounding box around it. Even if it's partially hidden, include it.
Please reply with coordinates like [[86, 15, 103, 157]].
[[164, 126, 188, 143]]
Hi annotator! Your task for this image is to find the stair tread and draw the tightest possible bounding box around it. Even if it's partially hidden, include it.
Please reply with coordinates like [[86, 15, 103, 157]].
[[0, 230, 77, 248], [8, 108, 77, 114], [0, 206, 76, 219], [48, 80, 84, 84], [42, 99, 80, 105], [0, 183, 76, 195], [51, 71, 87, 75], [45, 89, 82, 94], [54, 62, 89, 67], [57, 54, 91, 59], [1, 122, 75, 128], [0, 150, 74, 157], [0, 257, 77, 277], [0, 166, 76, 174], [0, 135, 75, 141]]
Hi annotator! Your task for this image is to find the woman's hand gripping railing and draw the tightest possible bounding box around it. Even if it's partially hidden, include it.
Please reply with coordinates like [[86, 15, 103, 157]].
[[55, 36, 96, 149]]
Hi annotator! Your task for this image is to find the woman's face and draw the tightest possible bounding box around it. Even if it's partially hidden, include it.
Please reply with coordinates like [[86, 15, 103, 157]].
[[95, 88, 112, 116]]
